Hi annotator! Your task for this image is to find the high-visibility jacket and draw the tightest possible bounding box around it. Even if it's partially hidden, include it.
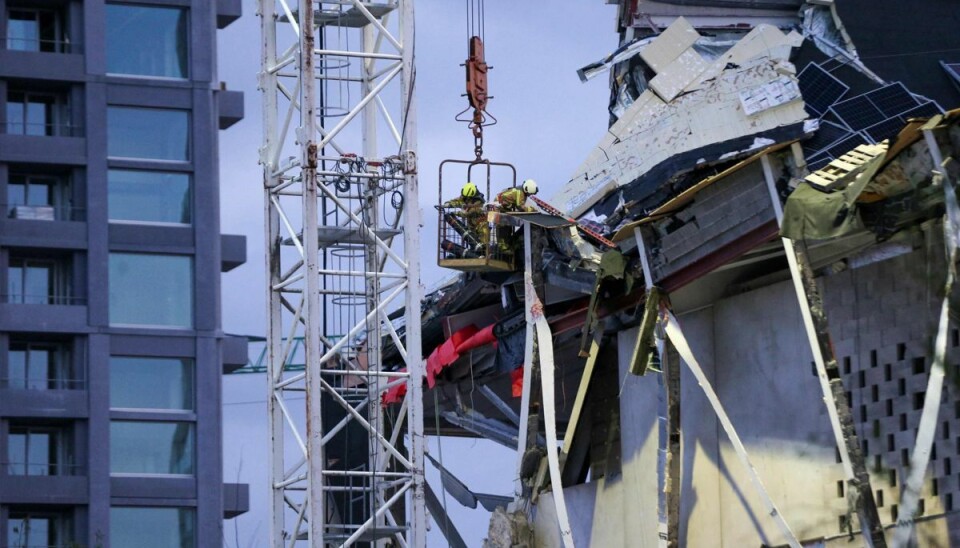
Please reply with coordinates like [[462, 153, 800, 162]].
[[496, 187, 533, 212], [443, 195, 488, 248]]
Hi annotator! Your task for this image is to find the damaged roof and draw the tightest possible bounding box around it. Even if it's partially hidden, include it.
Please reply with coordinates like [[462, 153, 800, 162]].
[[381, 4, 960, 445]]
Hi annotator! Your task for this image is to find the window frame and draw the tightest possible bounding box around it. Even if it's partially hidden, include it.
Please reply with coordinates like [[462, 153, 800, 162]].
[[7, 254, 71, 305], [104, 3, 190, 80], [5, 89, 71, 137], [108, 252, 194, 328], [6, 507, 75, 547], [5, 7, 69, 53], [7, 171, 73, 221], [106, 106, 192, 163], [109, 355, 196, 411], [7, 340, 75, 390], [109, 419, 196, 477], [110, 506, 196, 548], [107, 168, 192, 226], [6, 424, 73, 476]]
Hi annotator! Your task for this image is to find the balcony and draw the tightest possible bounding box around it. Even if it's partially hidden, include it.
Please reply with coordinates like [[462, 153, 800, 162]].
[[217, 0, 242, 29], [223, 483, 250, 519], [5, 6, 76, 54], [0, 505, 85, 546], [4, 171, 84, 222], [1, 86, 86, 164], [5, 88, 81, 137], [0, 338, 87, 417], [217, 89, 244, 129], [1, 6, 85, 82], [5, 255, 77, 306], [0, 251, 87, 333], [1, 168, 87, 249], [0, 422, 87, 505]]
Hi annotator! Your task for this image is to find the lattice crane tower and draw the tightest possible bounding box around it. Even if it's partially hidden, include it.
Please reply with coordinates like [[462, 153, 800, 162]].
[[257, 0, 426, 545]]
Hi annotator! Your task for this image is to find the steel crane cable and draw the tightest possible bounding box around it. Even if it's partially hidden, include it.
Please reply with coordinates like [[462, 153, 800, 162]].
[[466, 0, 485, 43]]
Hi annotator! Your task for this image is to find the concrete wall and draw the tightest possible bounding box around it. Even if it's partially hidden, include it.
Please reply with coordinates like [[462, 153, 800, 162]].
[[536, 233, 960, 546]]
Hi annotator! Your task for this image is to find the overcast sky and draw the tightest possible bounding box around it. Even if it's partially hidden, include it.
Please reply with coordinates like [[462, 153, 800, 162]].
[[216, 1, 617, 545]]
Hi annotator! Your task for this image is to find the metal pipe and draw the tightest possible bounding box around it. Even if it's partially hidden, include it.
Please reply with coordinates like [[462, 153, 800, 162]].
[[314, 48, 401, 61]]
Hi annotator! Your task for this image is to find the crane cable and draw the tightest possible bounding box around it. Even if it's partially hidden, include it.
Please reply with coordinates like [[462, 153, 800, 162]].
[[466, 0, 485, 45]]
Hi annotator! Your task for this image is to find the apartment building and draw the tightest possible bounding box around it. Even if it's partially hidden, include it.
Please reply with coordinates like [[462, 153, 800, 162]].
[[0, 1, 248, 546]]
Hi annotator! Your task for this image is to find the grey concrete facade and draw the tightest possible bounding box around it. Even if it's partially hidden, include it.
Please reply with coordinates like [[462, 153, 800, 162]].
[[0, 0, 246, 546]]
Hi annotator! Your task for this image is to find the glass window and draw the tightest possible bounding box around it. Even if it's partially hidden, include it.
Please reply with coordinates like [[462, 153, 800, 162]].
[[6, 8, 65, 52], [106, 5, 188, 78], [7, 341, 74, 390], [7, 425, 71, 476], [110, 356, 194, 410], [109, 253, 193, 327], [108, 170, 191, 224], [7, 258, 50, 304], [107, 107, 190, 161], [111, 507, 195, 548], [110, 421, 194, 475], [7, 254, 70, 305], [6, 509, 73, 547], [7, 172, 72, 221], [6, 90, 69, 136]]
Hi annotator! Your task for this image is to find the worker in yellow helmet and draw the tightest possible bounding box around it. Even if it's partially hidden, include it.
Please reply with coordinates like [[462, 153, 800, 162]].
[[489, 179, 538, 258], [443, 181, 488, 256], [496, 179, 538, 213]]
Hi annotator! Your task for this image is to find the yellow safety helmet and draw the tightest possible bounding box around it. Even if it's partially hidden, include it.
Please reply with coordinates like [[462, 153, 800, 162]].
[[462, 181, 479, 198], [522, 179, 538, 195]]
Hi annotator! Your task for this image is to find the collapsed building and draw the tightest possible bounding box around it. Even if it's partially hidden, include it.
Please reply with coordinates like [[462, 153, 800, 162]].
[[382, 1, 960, 546]]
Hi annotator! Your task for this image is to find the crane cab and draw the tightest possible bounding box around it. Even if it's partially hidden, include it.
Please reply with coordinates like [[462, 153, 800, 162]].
[[437, 159, 518, 272]]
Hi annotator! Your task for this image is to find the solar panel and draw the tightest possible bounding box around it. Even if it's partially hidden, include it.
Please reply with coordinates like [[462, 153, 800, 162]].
[[825, 133, 868, 159], [941, 62, 960, 88], [805, 152, 833, 172], [865, 83, 920, 118], [829, 96, 886, 132], [862, 117, 905, 144], [798, 62, 850, 117], [901, 101, 943, 120], [802, 120, 851, 155]]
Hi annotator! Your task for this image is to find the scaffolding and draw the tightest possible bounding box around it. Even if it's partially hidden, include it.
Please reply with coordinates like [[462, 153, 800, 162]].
[[258, 1, 425, 545]]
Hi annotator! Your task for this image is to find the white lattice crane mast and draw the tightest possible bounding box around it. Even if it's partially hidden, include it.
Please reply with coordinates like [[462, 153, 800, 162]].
[[258, 0, 426, 545]]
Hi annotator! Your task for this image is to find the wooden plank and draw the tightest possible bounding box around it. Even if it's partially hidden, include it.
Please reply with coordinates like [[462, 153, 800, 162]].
[[560, 334, 602, 469]]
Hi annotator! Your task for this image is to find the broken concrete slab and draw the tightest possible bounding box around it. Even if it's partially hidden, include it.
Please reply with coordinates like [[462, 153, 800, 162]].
[[649, 48, 709, 102], [553, 54, 808, 220], [638, 16, 700, 73]]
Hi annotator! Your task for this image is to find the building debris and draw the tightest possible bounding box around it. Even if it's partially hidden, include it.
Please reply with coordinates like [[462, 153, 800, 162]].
[[372, 2, 960, 546]]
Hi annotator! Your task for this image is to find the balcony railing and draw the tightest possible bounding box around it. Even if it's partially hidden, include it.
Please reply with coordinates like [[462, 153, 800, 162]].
[[0, 543, 87, 548], [1, 461, 84, 476], [4, 36, 78, 54], [1, 294, 85, 306], [0, 377, 86, 390], [4, 203, 86, 222], [5, 122, 83, 138]]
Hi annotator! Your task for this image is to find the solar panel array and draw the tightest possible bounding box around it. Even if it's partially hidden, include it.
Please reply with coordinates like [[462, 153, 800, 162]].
[[798, 62, 945, 169], [942, 62, 960, 89], [798, 63, 849, 117]]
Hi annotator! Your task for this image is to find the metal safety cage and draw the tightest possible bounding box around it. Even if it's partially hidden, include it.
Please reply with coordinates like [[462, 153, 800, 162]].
[[436, 158, 517, 272], [258, 1, 426, 546]]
